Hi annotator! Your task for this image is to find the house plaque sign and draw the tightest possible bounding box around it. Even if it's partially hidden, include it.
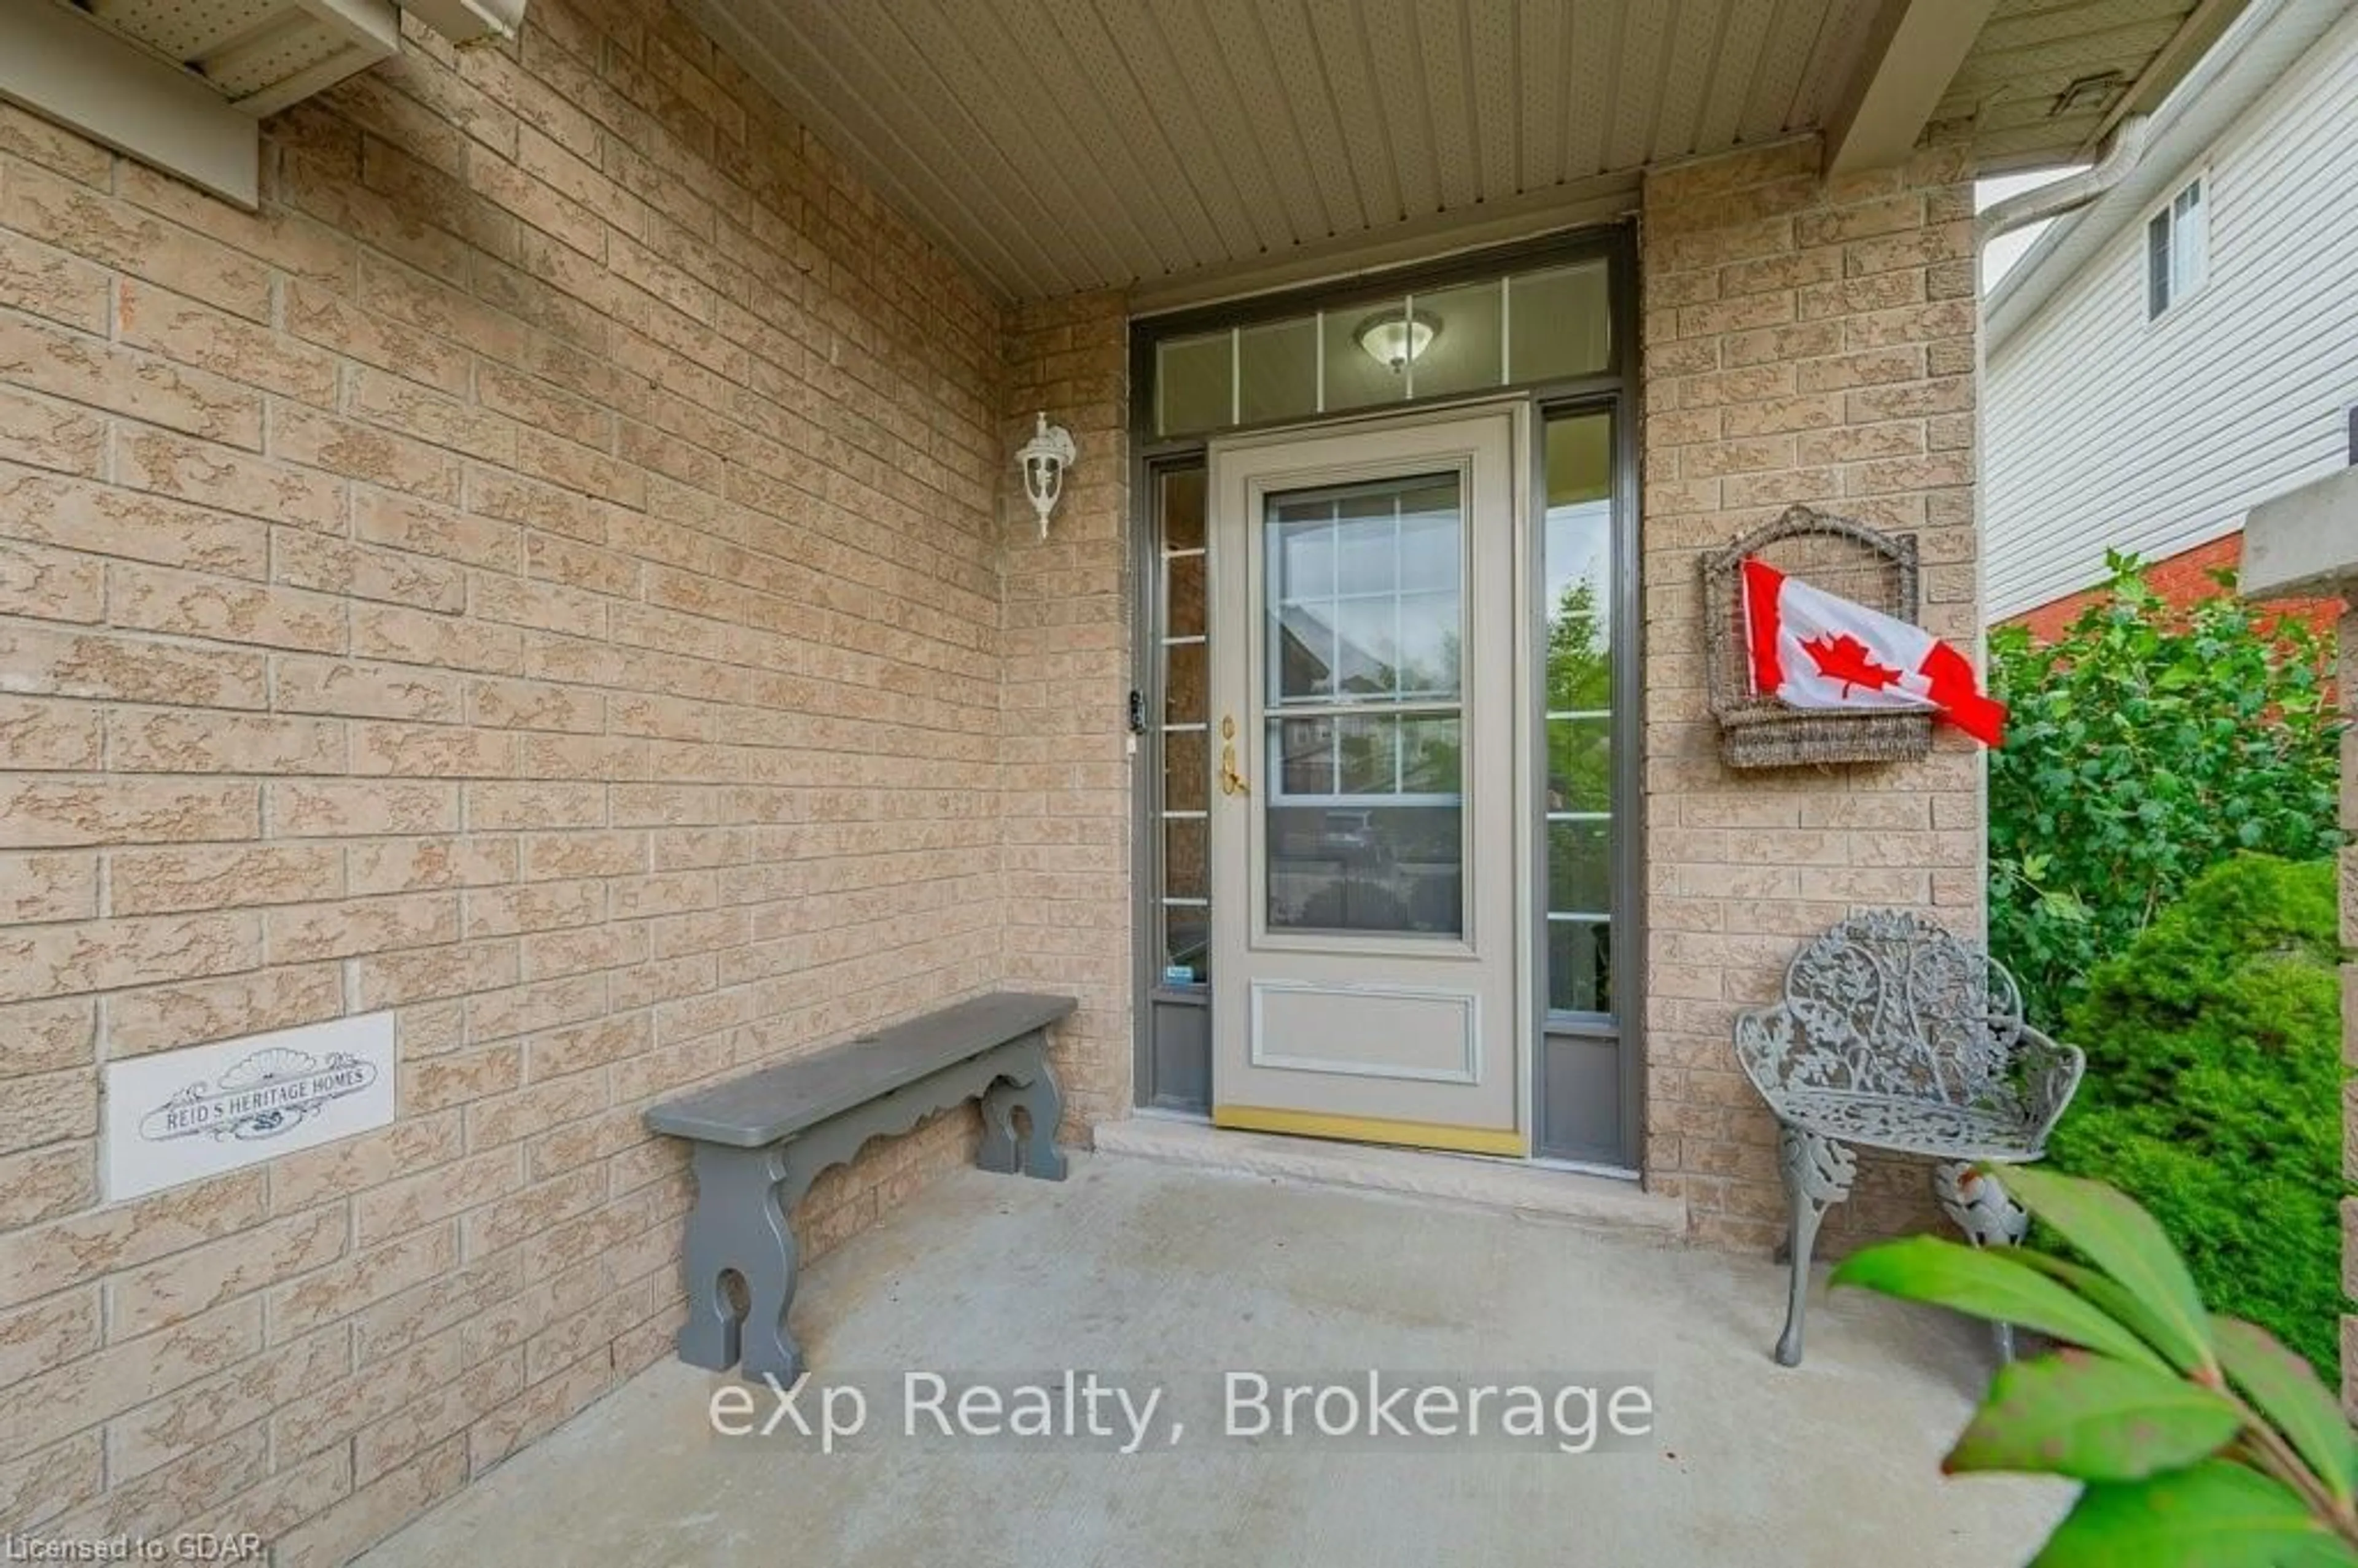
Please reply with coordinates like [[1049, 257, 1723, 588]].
[[103, 1012, 397, 1201]]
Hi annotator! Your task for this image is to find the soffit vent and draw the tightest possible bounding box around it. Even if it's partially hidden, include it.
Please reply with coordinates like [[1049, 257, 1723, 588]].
[[68, 0, 403, 120], [0, 0, 523, 208], [68, 0, 530, 119]]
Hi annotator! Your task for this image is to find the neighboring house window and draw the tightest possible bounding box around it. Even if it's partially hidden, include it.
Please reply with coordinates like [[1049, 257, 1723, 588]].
[[2146, 176, 2207, 319]]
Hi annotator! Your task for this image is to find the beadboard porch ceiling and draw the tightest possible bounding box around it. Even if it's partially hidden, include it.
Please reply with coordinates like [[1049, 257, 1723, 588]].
[[685, 0, 2248, 305]]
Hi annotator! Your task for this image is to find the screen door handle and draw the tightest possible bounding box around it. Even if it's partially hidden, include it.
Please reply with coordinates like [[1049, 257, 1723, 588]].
[[1219, 714, 1250, 796]]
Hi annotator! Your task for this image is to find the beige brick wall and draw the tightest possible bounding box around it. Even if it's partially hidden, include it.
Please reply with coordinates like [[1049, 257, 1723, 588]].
[[999, 293, 1134, 1133], [0, 0, 1027, 1553], [1638, 136, 1985, 1253]]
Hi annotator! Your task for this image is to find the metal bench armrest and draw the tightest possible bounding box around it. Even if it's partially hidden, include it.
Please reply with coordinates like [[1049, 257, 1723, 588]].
[[2014, 1025, 2085, 1153]]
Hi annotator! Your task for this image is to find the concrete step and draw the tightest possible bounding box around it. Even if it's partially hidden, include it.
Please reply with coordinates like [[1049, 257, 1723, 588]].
[[1091, 1114, 1689, 1239]]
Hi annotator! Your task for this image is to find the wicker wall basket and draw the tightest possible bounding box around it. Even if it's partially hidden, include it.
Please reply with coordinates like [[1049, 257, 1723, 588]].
[[1701, 504, 1934, 769]]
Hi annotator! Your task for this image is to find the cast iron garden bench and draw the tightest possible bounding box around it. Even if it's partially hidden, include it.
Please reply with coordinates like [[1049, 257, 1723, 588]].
[[1732, 910, 2084, 1367], [644, 990, 1075, 1381]]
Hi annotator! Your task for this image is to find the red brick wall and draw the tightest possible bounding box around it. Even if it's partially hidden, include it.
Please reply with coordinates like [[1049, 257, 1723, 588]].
[[2007, 532, 2344, 642]]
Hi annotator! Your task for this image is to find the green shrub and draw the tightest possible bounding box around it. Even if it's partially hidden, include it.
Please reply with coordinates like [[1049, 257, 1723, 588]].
[[2042, 853, 2345, 1375], [1988, 553, 2341, 1026], [1835, 1166, 2358, 1566]]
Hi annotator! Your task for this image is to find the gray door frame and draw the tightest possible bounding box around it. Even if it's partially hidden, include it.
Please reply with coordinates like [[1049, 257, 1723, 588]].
[[1124, 223, 1643, 1169]]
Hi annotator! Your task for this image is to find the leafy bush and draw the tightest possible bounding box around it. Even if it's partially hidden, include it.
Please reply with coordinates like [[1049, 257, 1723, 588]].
[[1988, 552, 2341, 1025], [2044, 853, 2344, 1375], [1836, 1166, 2358, 1566]]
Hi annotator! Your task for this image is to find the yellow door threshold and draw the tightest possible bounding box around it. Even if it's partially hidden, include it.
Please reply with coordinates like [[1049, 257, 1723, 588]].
[[1211, 1103, 1530, 1158]]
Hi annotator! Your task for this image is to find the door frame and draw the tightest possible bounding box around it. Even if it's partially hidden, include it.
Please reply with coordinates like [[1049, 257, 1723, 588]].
[[1204, 403, 1534, 1152], [1124, 223, 1644, 1170]]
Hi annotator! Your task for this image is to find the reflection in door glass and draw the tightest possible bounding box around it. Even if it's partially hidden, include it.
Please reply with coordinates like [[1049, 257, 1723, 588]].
[[1544, 412, 1614, 1014], [1263, 473, 1465, 937]]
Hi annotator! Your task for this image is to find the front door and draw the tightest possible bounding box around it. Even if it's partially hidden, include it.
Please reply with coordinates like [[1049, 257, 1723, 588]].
[[1207, 409, 1525, 1155]]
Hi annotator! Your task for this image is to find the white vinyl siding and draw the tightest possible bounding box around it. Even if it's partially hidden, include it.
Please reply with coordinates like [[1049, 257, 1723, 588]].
[[1985, 11, 2358, 621]]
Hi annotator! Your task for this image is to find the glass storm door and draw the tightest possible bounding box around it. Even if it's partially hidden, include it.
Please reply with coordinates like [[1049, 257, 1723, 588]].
[[1207, 410, 1524, 1155]]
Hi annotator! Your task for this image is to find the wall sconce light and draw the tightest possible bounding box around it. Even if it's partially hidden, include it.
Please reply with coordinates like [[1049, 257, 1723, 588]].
[[1016, 412, 1077, 539], [1354, 308, 1442, 375]]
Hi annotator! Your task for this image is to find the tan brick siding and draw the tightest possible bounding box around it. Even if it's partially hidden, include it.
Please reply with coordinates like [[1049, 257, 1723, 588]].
[[0, 0, 1022, 1553], [1000, 294, 1133, 1131], [1638, 137, 1985, 1254]]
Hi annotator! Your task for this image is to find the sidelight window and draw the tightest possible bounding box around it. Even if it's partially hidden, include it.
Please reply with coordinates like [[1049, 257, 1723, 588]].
[[1154, 464, 1211, 986], [1543, 411, 1614, 1016]]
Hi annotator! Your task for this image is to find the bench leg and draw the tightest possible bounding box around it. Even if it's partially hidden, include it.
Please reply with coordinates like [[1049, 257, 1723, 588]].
[[1933, 1160, 2030, 1364], [977, 1043, 1067, 1181], [1775, 1125, 1857, 1367], [678, 1143, 804, 1381]]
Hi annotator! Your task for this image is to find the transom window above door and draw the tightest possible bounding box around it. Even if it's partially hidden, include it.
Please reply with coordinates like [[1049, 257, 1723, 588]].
[[1151, 254, 1614, 439]]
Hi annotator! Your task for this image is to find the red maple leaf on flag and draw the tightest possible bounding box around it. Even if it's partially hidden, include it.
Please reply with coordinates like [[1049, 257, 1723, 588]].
[[1800, 632, 1904, 697]]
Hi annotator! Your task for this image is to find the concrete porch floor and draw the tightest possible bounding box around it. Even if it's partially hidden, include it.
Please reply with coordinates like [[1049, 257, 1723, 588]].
[[359, 1153, 2069, 1568]]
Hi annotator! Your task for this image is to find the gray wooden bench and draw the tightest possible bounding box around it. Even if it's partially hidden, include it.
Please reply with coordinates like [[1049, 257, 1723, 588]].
[[644, 990, 1076, 1380]]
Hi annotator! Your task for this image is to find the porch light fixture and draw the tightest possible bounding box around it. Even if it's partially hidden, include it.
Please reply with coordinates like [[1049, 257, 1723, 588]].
[[1353, 308, 1441, 374], [1016, 412, 1078, 538]]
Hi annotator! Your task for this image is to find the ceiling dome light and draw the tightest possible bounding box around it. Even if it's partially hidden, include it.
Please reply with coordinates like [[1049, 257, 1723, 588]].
[[1353, 308, 1441, 374]]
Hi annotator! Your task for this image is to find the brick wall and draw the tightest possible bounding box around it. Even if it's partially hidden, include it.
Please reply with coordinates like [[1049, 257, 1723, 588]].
[[2009, 530, 2344, 643], [0, 0, 1023, 1554], [1638, 136, 1985, 1252], [999, 294, 1133, 1134]]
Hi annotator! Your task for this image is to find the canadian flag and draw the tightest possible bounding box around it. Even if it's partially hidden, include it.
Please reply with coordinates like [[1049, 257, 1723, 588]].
[[1740, 557, 2006, 747]]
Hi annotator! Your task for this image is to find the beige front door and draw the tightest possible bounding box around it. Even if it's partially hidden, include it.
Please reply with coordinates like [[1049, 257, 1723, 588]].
[[1207, 408, 1527, 1156]]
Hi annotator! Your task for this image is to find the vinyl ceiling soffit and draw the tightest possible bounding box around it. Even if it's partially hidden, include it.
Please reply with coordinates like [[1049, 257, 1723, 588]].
[[690, 0, 1886, 301], [1941, 0, 2254, 174], [690, 0, 2250, 300]]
